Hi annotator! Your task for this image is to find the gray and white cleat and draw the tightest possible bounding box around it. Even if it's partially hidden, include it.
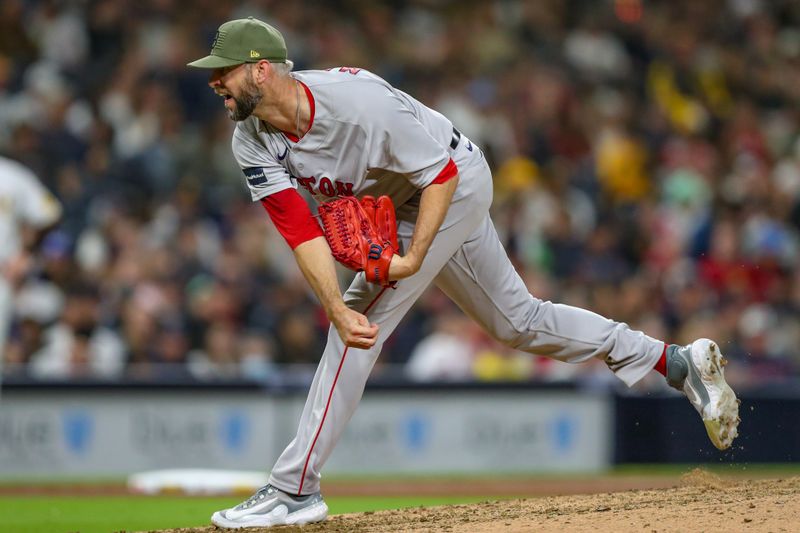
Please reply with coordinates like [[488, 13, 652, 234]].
[[211, 484, 328, 529], [666, 338, 740, 450]]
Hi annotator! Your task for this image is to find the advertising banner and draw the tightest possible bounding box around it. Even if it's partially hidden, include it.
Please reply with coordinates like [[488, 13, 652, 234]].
[[326, 392, 611, 473], [0, 389, 611, 477], [0, 393, 277, 476]]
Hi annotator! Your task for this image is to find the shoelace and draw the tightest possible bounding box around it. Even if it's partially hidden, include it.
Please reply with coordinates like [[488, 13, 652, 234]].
[[237, 485, 275, 510]]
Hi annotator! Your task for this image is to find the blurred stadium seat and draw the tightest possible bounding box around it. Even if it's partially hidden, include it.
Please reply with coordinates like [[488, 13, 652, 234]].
[[1, 0, 798, 388]]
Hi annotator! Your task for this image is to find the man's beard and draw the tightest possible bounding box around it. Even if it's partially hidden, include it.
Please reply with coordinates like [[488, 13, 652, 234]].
[[228, 74, 262, 121]]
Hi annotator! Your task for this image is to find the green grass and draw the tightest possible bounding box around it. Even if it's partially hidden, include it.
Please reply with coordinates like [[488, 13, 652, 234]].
[[0, 495, 492, 533]]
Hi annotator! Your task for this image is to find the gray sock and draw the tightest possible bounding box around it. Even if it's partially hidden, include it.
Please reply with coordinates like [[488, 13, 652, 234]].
[[665, 344, 687, 390]]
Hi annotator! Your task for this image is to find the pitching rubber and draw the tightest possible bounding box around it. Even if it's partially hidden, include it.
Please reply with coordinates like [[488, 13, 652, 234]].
[[211, 501, 329, 529], [692, 339, 740, 450]]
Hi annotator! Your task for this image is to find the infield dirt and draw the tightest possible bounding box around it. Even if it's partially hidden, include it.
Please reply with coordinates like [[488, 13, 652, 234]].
[[149, 470, 800, 533]]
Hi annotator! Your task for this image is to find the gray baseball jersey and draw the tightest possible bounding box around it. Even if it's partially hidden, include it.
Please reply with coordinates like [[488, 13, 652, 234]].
[[232, 67, 477, 224], [231, 68, 664, 496]]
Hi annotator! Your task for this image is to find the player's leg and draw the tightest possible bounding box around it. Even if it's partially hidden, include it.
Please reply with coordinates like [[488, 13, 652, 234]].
[[434, 215, 664, 385], [265, 279, 405, 497], [212, 188, 492, 528], [267, 216, 489, 495], [266, 175, 494, 498], [433, 215, 739, 449], [212, 264, 438, 528]]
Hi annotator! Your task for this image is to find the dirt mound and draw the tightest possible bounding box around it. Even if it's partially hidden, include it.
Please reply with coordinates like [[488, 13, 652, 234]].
[[147, 476, 800, 533], [679, 467, 731, 490]]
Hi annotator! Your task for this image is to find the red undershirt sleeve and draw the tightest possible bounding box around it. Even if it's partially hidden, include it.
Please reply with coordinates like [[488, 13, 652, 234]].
[[429, 158, 458, 185], [260, 188, 323, 249]]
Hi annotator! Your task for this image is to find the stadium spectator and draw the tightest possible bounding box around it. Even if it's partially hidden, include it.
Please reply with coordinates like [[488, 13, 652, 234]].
[[1, 0, 799, 384], [0, 155, 62, 375]]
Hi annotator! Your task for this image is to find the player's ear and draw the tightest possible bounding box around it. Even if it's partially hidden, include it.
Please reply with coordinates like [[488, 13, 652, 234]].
[[251, 60, 272, 83]]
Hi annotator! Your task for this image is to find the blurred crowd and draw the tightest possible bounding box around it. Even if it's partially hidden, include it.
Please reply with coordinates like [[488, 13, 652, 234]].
[[1, 0, 799, 386]]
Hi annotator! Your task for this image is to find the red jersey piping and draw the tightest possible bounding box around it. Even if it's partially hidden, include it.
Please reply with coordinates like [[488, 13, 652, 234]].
[[283, 81, 316, 143], [430, 158, 458, 185]]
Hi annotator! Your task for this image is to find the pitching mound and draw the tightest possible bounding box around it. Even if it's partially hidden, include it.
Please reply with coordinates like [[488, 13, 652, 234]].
[[151, 473, 799, 533]]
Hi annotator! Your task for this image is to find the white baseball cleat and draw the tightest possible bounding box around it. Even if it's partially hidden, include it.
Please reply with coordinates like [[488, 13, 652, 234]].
[[211, 484, 328, 529], [666, 338, 740, 450]]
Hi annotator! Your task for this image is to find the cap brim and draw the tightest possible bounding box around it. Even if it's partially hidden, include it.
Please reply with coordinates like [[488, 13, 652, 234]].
[[186, 55, 246, 69]]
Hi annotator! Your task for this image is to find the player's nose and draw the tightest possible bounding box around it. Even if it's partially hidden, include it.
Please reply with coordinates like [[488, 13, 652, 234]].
[[208, 69, 223, 88]]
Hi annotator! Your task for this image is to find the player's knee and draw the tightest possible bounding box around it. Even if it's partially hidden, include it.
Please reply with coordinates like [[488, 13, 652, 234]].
[[491, 324, 529, 350], [490, 308, 541, 349]]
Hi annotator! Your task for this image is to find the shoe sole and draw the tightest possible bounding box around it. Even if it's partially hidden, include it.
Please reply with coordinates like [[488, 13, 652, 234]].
[[211, 501, 329, 529], [691, 339, 740, 450]]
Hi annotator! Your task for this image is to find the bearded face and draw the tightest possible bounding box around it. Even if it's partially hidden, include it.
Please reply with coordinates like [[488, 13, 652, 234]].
[[228, 66, 263, 121]]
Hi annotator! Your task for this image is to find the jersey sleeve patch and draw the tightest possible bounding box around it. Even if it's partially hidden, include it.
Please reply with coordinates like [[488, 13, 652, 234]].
[[232, 125, 294, 201], [243, 167, 269, 188]]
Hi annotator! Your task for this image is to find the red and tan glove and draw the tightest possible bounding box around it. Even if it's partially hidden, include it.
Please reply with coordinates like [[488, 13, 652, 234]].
[[318, 195, 398, 287]]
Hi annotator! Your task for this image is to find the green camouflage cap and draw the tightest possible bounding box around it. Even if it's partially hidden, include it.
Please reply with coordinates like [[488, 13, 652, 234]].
[[187, 17, 287, 69]]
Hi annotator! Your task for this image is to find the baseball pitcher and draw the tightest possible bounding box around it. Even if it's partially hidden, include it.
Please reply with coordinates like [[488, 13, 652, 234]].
[[188, 18, 740, 529]]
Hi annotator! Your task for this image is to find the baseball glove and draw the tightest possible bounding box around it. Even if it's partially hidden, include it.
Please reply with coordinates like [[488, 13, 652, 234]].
[[318, 195, 398, 287], [361, 195, 399, 251]]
